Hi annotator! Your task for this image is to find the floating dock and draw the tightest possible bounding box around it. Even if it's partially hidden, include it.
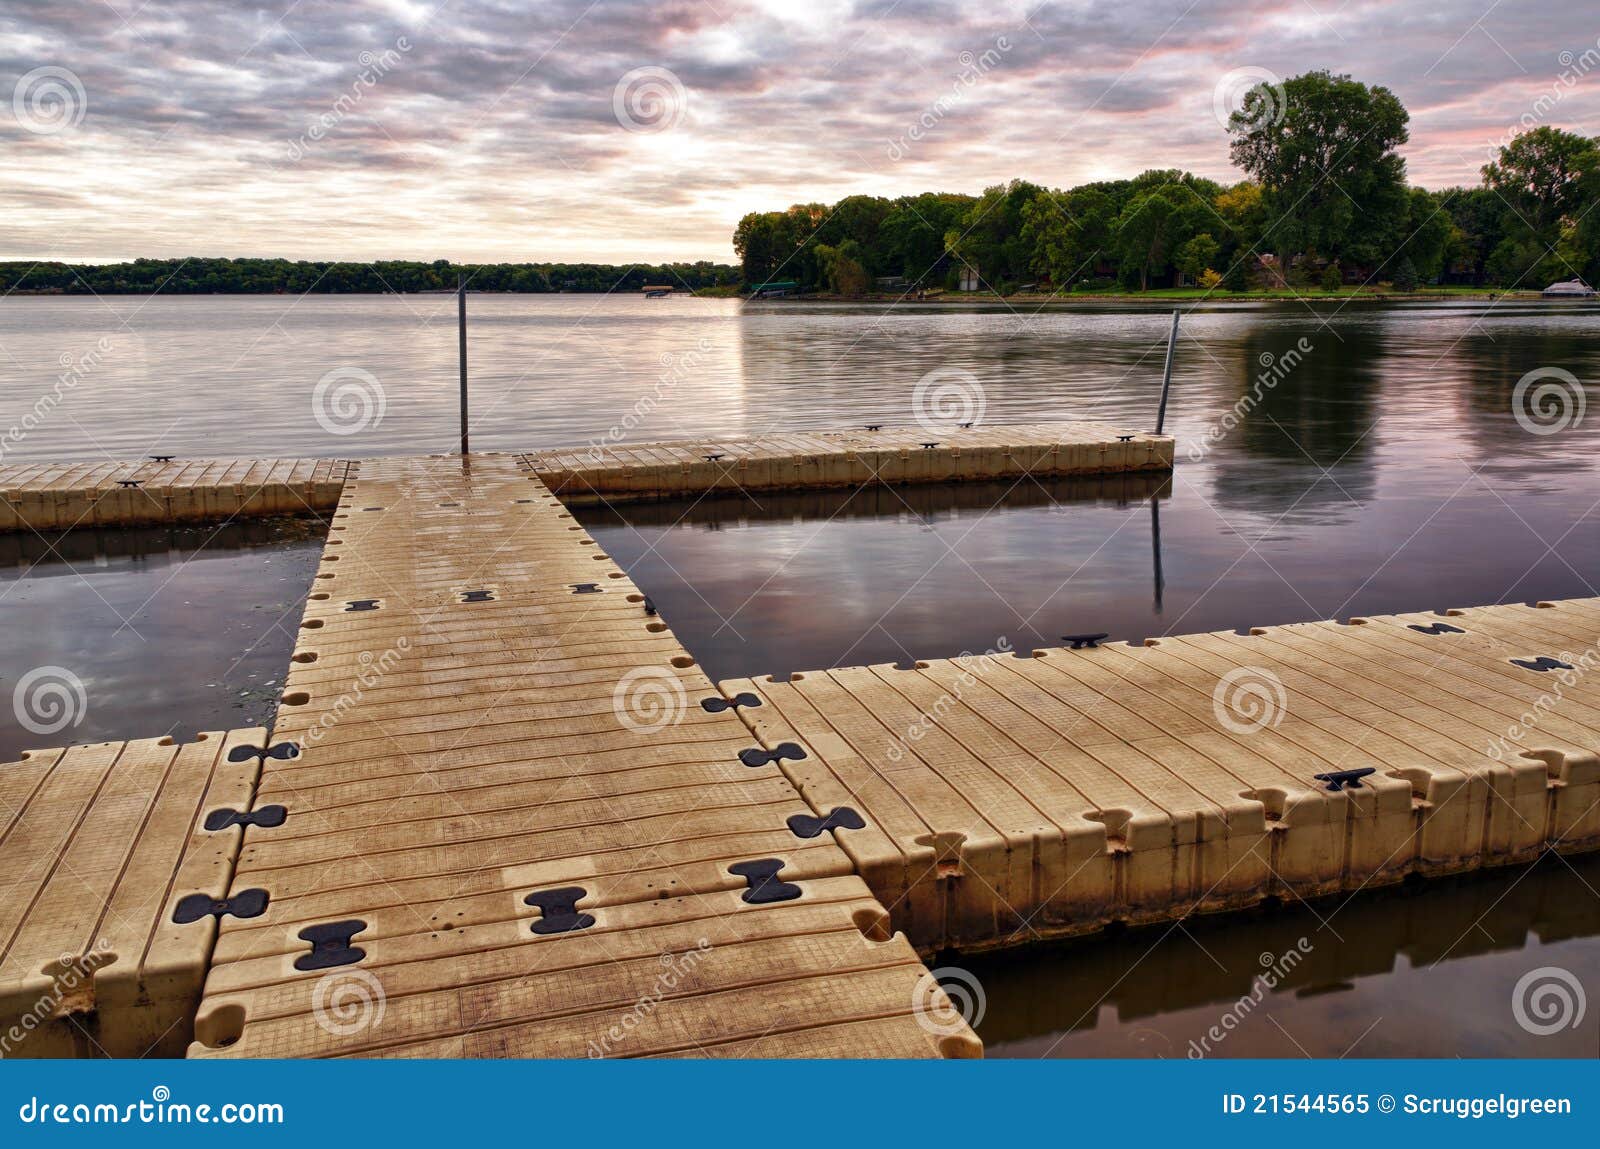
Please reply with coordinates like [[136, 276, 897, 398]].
[[0, 459, 353, 531], [3, 423, 1597, 1058], [724, 603, 1600, 952], [520, 423, 1172, 503]]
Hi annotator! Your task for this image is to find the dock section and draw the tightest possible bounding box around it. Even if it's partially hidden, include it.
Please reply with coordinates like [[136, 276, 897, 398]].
[[0, 459, 353, 532], [520, 423, 1173, 503], [0, 730, 268, 1057], [0, 424, 1173, 532], [724, 601, 1600, 953], [189, 455, 978, 1059]]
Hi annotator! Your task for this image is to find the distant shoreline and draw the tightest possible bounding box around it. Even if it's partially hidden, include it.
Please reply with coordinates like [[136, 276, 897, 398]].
[[2, 286, 1564, 307], [769, 287, 1547, 306]]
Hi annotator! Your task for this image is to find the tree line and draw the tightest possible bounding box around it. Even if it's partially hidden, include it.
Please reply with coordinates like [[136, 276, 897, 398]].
[[0, 258, 742, 295], [734, 71, 1600, 295]]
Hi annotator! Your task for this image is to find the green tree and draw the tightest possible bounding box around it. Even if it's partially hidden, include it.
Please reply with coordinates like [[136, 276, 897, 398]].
[[1481, 127, 1600, 286], [1228, 71, 1410, 274], [1175, 232, 1220, 280]]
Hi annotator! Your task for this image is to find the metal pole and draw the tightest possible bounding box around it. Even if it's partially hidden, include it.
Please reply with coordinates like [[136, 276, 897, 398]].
[[458, 271, 469, 455], [1155, 309, 1179, 434]]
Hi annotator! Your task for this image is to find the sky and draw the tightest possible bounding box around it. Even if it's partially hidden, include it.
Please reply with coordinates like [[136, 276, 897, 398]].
[[4, 0, 1600, 265]]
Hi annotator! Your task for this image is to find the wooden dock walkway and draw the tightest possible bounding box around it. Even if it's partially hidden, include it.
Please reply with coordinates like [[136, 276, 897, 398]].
[[520, 422, 1172, 503], [184, 455, 977, 1059], [724, 602, 1600, 952]]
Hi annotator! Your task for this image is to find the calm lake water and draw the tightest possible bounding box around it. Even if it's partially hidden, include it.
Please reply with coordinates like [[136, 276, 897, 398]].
[[2, 293, 1598, 1057], [0, 519, 325, 761]]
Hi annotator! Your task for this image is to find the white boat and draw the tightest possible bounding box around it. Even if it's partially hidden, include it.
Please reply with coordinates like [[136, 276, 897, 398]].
[[1542, 278, 1595, 297]]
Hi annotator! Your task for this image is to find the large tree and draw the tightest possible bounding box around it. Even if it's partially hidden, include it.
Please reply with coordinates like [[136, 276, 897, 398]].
[[1481, 126, 1600, 286], [1227, 70, 1410, 274]]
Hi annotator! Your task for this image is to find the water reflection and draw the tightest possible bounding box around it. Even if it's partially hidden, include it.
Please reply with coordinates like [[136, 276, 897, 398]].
[[579, 475, 1171, 681], [971, 853, 1600, 1059], [0, 519, 323, 759]]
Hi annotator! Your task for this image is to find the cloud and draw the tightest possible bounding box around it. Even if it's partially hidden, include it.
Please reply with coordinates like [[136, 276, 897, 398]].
[[4, 0, 1599, 262]]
